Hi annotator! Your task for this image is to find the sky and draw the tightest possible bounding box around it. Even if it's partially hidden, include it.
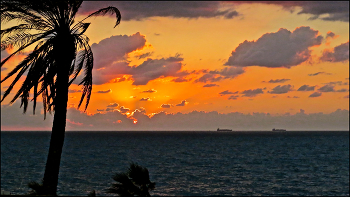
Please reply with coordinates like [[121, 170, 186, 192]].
[[1, 1, 349, 131]]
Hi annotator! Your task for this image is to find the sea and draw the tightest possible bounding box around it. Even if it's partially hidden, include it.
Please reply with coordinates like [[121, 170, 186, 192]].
[[1, 131, 349, 196]]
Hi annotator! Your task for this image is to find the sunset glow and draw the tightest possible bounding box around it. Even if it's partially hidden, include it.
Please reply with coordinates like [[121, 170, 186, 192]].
[[1, 1, 349, 131]]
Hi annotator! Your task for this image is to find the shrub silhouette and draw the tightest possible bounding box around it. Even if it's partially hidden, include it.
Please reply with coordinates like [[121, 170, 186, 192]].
[[107, 163, 155, 197]]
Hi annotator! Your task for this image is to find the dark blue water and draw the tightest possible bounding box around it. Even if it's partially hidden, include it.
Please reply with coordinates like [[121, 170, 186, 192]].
[[1, 131, 349, 196]]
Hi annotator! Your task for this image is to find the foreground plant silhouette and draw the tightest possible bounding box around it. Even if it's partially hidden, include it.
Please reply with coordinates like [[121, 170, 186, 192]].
[[1, 0, 121, 195], [107, 163, 156, 197]]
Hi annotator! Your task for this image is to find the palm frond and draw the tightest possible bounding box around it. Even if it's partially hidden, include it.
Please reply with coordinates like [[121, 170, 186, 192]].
[[1, 29, 55, 67]]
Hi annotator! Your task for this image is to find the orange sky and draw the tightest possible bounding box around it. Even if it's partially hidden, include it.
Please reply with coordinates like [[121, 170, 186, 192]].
[[1, 2, 349, 131]]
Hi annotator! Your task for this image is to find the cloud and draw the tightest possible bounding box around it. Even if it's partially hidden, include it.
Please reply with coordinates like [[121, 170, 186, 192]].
[[135, 52, 154, 60], [294, 1, 349, 22], [240, 88, 264, 97], [323, 81, 348, 86], [228, 95, 240, 100], [91, 32, 147, 69], [320, 41, 349, 62], [107, 103, 119, 107], [308, 72, 332, 76], [203, 84, 219, 87], [268, 85, 293, 94], [287, 96, 300, 98], [119, 106, 129, 113], [297, 85, 315, 91], [161, 104, 172, 108], [68, 89, 82, 93], [326, 31, 337, 39], [317, 85, 349, 93], [318, 85, 335, 92], [141, 89, 157, 93], [96, 89, 112, 93], [79, 2, 239, 21], [309, 92, 322, 97], [2, 100, 349, 131], [172, 77, 191, 83], [266, 1, 349, 22], [219, 90, 238, 95], [140, 97, 151, 101], [176, 100, 188, 106], [105, 108, 114, 112], [1, 50, 10, 60], [195, 67, 245, 83], [265, 79, 291, 83], [225, 26, 323, 68]]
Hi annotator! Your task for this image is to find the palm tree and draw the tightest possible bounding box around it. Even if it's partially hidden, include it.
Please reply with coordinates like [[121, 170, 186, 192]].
[[107, 163, 156, 197], [1, 0, 121, 195]]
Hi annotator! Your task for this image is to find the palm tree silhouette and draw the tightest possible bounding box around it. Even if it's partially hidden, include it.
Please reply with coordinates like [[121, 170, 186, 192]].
[[107, 163, 156, 197], [1, 0, 121, 195]]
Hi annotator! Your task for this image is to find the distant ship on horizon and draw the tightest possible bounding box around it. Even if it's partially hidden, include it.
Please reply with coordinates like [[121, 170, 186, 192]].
[[272, 128, 286, 131], [217, 128, 232, 131]]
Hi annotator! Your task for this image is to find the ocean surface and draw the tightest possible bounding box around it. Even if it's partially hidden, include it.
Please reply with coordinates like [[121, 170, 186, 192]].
[[1, 131, 349, 196]]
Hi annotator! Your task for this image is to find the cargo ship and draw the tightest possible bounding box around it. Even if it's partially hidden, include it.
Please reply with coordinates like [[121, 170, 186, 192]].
[[272, 128, 286, 131], [217, 128, 232, 131]]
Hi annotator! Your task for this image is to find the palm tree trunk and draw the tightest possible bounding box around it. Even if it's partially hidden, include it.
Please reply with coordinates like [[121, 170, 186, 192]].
[[42, 34, 75, 195]]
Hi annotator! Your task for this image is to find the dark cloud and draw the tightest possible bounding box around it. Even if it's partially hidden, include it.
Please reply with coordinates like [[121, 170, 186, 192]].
[[161, 104, 172, 108], [318, 85, 335, 92], [91, 32, 147, 69], [203, 84, 219, 88], [105, 108, 114, 112], [135, 52, 154, 60], [320, 41, 349, 62], [195, 67, 245, 83], [1, 50, 10, 60], [326, 31, 337, 39], [107, 103, 119, 108], [240, 88, 264, 97], [228, 95, 240, 100], [309, 92, 322, 97], [265, 79, 291, 83], [140, 97, 151, 101], [225, 26, 323, 68], [336, 89, 348, 92], [297, 85, 315, 91], [265, 1, 349, 22], [68, 89, 82, 93], [295, 1, 349, 22], [287, 96, 300, 98], [96, 89, 112, 93], [89, 54, 187, 85], [79, 2, 239, 21], [323, 81, 348, 86], [219, 90, 238, 95], [176, 100, 187, 106], [141, 89, 157, 93], [318, 85, 349, 92], [172, 77, 191, 83], [268, 85, 293, 94], [119, 106, 129, 113], [308, 72, 332, 76]]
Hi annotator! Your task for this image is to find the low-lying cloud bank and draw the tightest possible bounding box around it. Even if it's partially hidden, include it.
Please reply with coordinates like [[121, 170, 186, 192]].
[[1, 101, 349, 131]]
